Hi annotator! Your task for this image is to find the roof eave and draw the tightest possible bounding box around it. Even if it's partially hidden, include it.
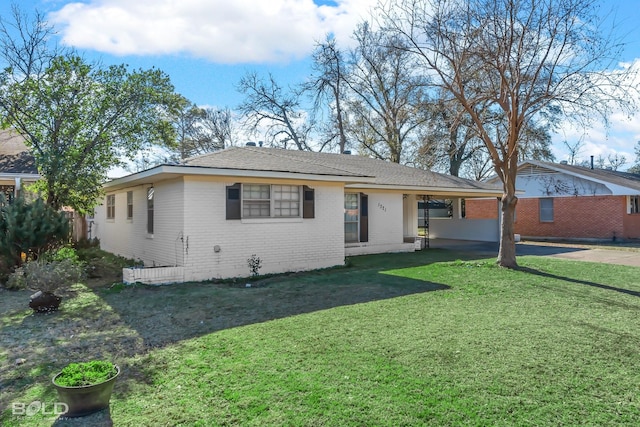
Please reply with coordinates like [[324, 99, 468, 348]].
[[345, 183, 505, 197], [0, 173, 40, 180]]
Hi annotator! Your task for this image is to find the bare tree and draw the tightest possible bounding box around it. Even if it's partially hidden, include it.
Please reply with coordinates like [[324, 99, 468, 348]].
[[177, 105, 236, 159], [0, 5, 62, 82], [382, 0, 637, 267], [564, 137, 585, 165], [306, 35, 350, 153], [346, 23, 431, 163], [422, 91, 491, 176], [606, 153, 626, 171], [462, 146, 495, 181], [237, 72, 317, 151], [172, 97, 204, 160], [629, 141, 640, 174]]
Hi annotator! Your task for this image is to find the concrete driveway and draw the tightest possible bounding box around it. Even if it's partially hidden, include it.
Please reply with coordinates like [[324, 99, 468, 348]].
[[429, 239, 640, 267]]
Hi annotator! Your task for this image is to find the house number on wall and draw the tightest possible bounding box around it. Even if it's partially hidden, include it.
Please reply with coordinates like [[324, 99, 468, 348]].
[[378, 202, 386, 212]]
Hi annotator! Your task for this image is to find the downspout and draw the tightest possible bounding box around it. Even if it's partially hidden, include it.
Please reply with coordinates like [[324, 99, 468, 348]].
[[15, 177, 21, 199]]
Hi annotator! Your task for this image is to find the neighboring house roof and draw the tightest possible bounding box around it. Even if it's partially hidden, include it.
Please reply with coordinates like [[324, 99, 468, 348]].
[[106, 146, 503, 197], [0, 129, 39, 176], [515, 160, 640, 195]]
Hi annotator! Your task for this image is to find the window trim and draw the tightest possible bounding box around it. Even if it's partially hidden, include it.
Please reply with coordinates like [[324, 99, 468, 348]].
[[106, 194, 115, 220]]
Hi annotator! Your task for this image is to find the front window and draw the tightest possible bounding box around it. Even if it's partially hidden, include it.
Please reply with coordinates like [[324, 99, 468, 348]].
[[344, 193, 359, 243], [539, 198, 554, 222], [273, 185, 300, 217], [106, 194, 115, 219], [243, 184, 270, 218], [242, 184, 301, 218]]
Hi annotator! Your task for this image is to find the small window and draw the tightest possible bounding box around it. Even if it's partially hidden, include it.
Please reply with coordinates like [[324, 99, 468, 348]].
[[630, 196, 640, 214], [106, 194, 115, 219], [147, 187, 154, 234], [344, 193, 359, 243], [126, 191, 133, 220], [273, 185, 300, 217], [243, 184, 270, 218], [303, 186, 315, 218], [539, 198, 554, 222]]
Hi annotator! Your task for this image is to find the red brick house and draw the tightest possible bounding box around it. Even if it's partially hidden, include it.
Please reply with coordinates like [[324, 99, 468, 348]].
[[466, 160, 640, 241]]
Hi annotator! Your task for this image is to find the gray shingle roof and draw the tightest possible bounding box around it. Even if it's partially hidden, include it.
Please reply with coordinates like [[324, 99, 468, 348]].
[[183, 147, 501, 192], [0, 130, 38, 175]]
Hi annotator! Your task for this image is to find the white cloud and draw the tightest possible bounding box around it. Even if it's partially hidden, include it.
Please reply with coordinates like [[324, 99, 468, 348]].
[[49, 0, 376, 63]]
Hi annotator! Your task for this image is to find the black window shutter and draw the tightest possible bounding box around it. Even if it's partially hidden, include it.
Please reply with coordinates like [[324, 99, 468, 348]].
[[226, 183, 241, 219], [360, 193, 368, 242], [303, 186, 315, 218]]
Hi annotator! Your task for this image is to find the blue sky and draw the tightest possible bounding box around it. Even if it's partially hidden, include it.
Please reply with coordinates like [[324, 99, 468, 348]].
[[3, 0, 640, 167]]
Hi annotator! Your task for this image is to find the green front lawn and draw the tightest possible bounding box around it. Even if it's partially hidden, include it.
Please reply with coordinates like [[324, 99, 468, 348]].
[[2, 251, 640, 426]]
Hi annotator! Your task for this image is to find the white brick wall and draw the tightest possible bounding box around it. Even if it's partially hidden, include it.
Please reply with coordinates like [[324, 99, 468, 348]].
[[181, 177, 345, 281], [345, 191, 414, 256], [95, 178, 185, 267]]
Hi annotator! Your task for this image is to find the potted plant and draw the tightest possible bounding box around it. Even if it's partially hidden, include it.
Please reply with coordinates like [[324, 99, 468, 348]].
[[52, 361, 120, 417], [10, 258, 84, 312]]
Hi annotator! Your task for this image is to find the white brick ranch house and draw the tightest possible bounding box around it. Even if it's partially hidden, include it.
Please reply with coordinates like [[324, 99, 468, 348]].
[[92, 147, 502, 283]]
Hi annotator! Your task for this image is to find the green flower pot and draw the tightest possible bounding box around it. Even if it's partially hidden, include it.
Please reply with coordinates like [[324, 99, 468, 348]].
[[52, 364, 119, 417]]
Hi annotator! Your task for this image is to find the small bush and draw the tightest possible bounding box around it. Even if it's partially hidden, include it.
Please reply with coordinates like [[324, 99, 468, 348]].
[[73, 237, 100, 250], [18, 259, 84, 293], [54, 361, 118, 387], [48, 247, 81, 264], [5, 267, 26, 290], [247, 254, 262, 277], [76, 247, 136, 279], [0, 197, 70, 268], [0, 258, 10, 286]]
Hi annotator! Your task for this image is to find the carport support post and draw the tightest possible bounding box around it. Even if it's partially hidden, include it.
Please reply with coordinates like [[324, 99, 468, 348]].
[[422, 195, 430, 249]]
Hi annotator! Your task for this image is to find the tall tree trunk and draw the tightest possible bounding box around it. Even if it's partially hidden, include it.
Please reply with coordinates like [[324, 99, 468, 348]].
[[334, 89, 347, 154], [497, 193, 518, 268], [47, 184, 60, 211], [497, 153, 519, 268]]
